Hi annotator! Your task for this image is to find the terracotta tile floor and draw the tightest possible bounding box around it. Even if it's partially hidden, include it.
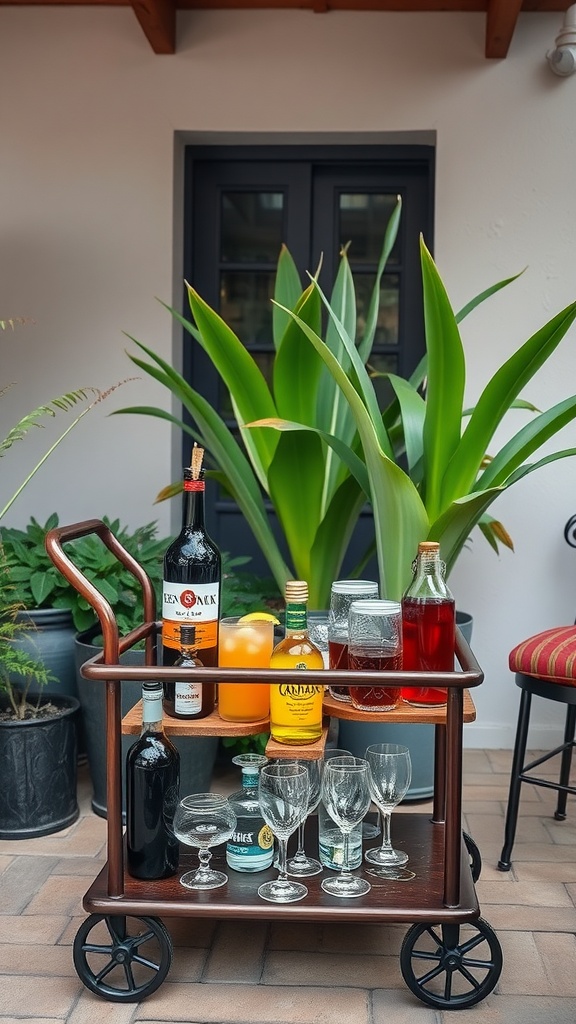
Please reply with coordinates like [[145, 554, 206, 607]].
[[1, 749, 575, 1024]]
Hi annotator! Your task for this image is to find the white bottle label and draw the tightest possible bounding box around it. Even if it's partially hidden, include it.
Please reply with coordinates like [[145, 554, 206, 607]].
[[162, 581, 219, 652], [174, 681, 202, 715], [162, 581, 219, 621]]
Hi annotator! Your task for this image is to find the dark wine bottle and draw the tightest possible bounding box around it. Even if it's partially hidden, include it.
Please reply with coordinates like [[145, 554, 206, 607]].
[[126, 680, 180, 880], [164, 623, 213, 720], [162, 444, 221, 675]]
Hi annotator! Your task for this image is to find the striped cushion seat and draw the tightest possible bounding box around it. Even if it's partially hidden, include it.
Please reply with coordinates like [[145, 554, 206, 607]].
[[509, 626, 576, 685]]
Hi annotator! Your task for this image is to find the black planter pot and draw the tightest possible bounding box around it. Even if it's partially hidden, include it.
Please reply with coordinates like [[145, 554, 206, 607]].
[[0, 694, 80, 839], [75, 627, 219, 819], [13, 608, 78, 699]]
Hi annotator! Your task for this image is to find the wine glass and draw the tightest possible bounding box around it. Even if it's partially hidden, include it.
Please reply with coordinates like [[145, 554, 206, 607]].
[[257, 762, 310, 903], [173, 793, 236, 890], [320, 756, 372, 898], [364, 743, 414, 881], [286, 759, 323, 877], [317, 749, 363, 870]]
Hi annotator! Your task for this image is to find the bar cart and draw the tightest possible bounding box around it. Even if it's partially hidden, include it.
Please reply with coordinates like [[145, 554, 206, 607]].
[[46, 520, 503, 1011]]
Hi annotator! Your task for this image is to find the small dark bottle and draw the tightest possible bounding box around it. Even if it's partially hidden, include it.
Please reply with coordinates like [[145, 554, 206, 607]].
[[162, 444, 221, 669], [126, 680, 180, 880], [163, 624, 215, 720]]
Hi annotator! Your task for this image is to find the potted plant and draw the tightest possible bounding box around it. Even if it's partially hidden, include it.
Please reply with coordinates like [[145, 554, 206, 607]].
[[0, 365, 117, 837], [113, 199, 576, 794], [116, 198, 576, 603], [3, 510, 282, 815]]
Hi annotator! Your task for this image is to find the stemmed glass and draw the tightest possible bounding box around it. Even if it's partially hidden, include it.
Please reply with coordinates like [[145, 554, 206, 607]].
[[364, 743, 414, 881], [173, 793, 236, 890], [257, 762, 310, 903], [320, 756, 372, 898], [286, 759, 322, 877]]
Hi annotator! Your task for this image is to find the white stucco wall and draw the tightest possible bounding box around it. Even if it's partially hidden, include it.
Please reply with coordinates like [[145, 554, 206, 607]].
[[1, 7, 575, 748]]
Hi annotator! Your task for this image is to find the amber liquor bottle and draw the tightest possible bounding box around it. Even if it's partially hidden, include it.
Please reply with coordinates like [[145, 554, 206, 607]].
[[164, 623, 214, 720], [162, 443, 221, 672], [269, 580, 324, 745]]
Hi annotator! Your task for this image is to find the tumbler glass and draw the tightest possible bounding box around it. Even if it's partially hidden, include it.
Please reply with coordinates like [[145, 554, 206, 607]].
[[327, 580, 379, 702], [348, 600, 402, 712]]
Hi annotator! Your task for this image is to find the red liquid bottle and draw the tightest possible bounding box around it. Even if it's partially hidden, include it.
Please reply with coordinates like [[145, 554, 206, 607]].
[[401, 541, 455, 707]]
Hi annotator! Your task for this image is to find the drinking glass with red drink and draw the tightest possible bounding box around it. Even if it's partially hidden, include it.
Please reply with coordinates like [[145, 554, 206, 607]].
[[347, 600, 402, 712], [327, 580, 379, 702]]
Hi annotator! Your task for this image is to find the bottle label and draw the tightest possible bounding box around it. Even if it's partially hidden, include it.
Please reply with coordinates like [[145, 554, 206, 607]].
[[174, 681, 202, 715], [162, 581, 219, 651], [285, 602, 306, 631], [226, 816, 274, 872], [270, 683, 324, 725], [142, 689, 164, 724]]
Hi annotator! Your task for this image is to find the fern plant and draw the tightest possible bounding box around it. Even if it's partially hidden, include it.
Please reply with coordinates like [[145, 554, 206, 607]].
[[0, 319, 133, 716]]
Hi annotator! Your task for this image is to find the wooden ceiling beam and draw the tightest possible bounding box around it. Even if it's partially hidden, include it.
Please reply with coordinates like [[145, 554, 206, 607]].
[[130, 0, 176, 53], [485, 0, 524, 58]]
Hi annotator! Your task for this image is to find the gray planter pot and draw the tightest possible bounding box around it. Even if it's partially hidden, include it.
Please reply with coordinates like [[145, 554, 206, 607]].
[[75, 627, 218, 819], [13, 608, 78, 699], [0, 694, 79, 839], [337, 611, 473, 802]]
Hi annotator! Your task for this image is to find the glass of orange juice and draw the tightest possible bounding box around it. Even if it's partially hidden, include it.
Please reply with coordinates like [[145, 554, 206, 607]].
[[218, 616, 275, 722]]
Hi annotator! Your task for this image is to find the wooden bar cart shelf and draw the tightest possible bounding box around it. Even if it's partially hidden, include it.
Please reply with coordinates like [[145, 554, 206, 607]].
[[45, 520, 503, 1011]]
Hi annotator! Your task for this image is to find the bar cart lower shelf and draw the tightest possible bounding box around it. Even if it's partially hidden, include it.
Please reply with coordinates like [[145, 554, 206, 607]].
[[44, 519, 503, 1012], [72, 816, 500, 1011]]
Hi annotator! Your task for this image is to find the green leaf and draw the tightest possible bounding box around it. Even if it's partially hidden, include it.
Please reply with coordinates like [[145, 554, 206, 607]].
[[185, 285, 279, 474], [477, 395, 576, 490], [429, 488, 506, 577], [455, 269, 525, 323], [273, 245, 305, 349], [273, 284, 323, 424], [273, 302, 428, 599], [419, 238, 466, 520], [246, 417, 371, 495], [309, 477, 367, 608], [115, 346, 292, 593], [441, 300, 576, 507], [385, 374, 427, 479], [359, 195, 402, 360], [267, 433, 325, 582]]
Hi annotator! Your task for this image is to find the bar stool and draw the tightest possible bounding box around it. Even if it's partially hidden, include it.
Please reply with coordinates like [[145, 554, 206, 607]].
[[498, 625, 576, 871]]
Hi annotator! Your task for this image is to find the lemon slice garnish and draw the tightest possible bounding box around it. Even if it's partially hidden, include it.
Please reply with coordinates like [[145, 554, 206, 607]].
[[238, 611, 281, 625]]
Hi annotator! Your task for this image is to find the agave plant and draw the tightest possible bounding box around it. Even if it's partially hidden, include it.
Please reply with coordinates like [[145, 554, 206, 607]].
[[259, 237, 576, 599], [116, 199, 576, 606], [116, 201, 403, 609]]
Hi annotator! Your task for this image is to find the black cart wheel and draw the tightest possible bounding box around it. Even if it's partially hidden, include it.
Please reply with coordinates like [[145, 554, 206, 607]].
[[463, 832, 482, 882], [400, 918, 502, 1010], [73, 914, 173, 1002]]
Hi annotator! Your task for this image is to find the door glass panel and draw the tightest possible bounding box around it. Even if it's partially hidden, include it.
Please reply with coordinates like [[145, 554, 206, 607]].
[[355, 273, 399, 346], [221, 191, 284, 263], [339, 193, 400, 264], [219, 270, 276, 345]]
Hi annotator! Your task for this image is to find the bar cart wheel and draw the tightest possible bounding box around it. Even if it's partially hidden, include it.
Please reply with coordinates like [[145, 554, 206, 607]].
[[73, 913, 173, 1002], [400, 918, 502, 1009], [463, 832, 482, 882]]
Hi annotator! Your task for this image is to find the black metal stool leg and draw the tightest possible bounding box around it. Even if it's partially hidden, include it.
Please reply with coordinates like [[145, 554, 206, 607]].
[[554, 704, 576, 820], [498, 686, 532, 871]]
